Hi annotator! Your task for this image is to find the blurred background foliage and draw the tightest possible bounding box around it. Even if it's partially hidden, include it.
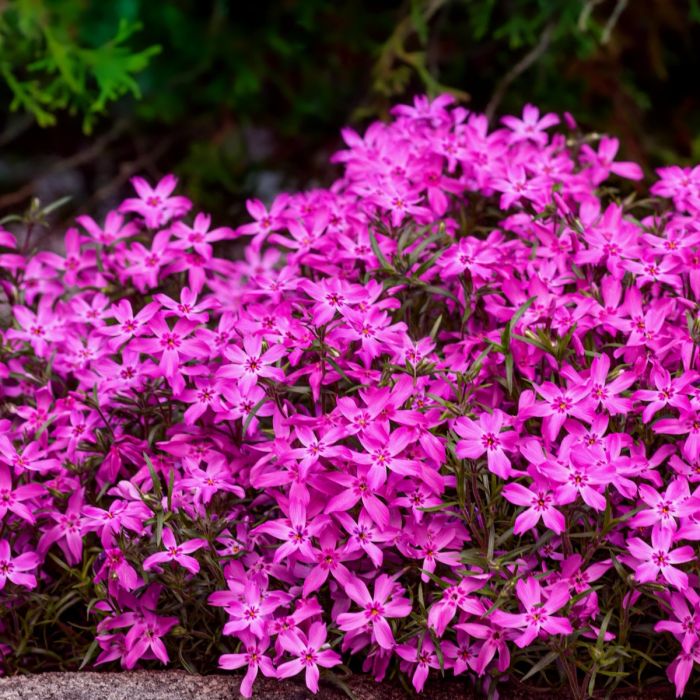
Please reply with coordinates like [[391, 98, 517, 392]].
[[1, 0, 700, 223]]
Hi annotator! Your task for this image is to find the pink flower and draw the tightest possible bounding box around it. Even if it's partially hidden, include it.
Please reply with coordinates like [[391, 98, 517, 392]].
[[629, 478, 697, 532], [501, 104, 559, 146], [336, 574, 412, 649], [219, 633, 276, 698], [38, 489, 85, 565], [237, 195, 290, 249], [655, 590, 700, 653], [581, 136, 644, 183], [276, 622, 341, 694], [502, 478, 566, 535], [0, 540, 40, 591], [212, 580, 285, 639], [634, 366, 695, 423], [396, 636, 442, 692], [627, 529, 694, 590], [143, 527, 207, 575], [0, 465, 45, 523], [119, 174, 191, 228], [218, 335, 286, 392], [453, 409, 517, 478], [123, 610, 179, 668], [492, 578, 573, 647], [171, 213, 234, 258], [101, 299, 160, 348]]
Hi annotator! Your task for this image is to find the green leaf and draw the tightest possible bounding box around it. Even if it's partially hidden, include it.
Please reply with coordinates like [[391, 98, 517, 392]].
[[143, 452, 162, 499], [369, 225, 393, 271], [522, 650, 559, 681], [243, 396, 270, 435]]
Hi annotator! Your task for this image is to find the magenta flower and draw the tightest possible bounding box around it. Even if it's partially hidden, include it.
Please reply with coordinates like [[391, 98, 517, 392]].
[[352, 425, 432, 492], [0, 540, 40, 591], [237, 194, 290, 249], [276, 622, 342, 694], [125, 230, 175, 291], [396, 636, 442, 692], [219, 633, 276, 698], [501, 104, 559, 146], [655, 590, 700, 653], [634, 366, 695, 423], [180, 460, 244, 506], [0, 437, 59, 473], [130, 313, 209, 391], [491, 578, 572, 647], [38, 489, 85, 565], [336, 574, 412, 649], [6, 301, 63, 357], [101, 299, 160, 348], [95, 547, 140, 592], [123, 610, 179, 669], [581, 136, 644, 183], [629, 478, 697, 532], [143, 528, 207, 575], [119, 174, 191, 228], [252, 508, 327, 564], [585, 353, 635, 415], [82, 499, 147, 547], [216, 581, 284, 639], [302, 531, 352, 597], [502, 478, 566, 535], [218, 335, 286, 392], [627, 528, 694, 590], [524, 381, 593, 442], [171, 212, 234, 258], [334, 510, 396, 568], [155, 286, 214, 323], [0, 465, 45, 523], [453, 409, 518, 478], [76, 210, 138, 245], [325, 465, 390, 530], [454, 621, 515, 675], [428, 576, 488, 636]]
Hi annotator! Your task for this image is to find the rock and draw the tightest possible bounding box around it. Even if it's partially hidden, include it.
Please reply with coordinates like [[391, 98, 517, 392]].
[[0, 672, 675, 699]]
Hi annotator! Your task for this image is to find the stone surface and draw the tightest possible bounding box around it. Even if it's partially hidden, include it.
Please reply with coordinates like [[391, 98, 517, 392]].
[[0, 672, 452, 700], [0, 672, 676, 700]]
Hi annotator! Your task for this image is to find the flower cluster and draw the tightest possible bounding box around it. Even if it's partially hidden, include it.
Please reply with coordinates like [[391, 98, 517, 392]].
[[1, 95, 700, 697]]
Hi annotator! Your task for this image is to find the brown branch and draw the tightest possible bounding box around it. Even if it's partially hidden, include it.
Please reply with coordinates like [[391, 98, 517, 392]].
[[0, 119, 129, 212], [485, 22, 556, 123]]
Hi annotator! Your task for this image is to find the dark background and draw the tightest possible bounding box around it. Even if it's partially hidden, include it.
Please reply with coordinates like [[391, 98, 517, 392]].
[[1, 0, 699, 226]]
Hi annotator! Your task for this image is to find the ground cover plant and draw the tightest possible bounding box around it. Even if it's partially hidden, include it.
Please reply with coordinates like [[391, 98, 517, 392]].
[[1, 95, 700, 698]]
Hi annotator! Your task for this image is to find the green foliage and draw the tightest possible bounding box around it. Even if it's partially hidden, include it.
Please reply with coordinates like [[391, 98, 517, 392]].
[[1, 1, 700, 220], [0, 0, 160, 132]]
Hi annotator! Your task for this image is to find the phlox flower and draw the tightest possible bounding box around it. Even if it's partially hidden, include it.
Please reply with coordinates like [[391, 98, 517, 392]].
[[502, 478, 566, 535], [627, 528, 694, 590], [396, 636, 442, 693], [491, 578, 573, 647], [501, 104, 559, 146], [219, 633, 276, 698], [453, 409, 518, 478], [336, 574, 412, 649], [123, 610, 179, 669], [276, 622, 342, 694], [143, 527, 207, 575], [171, 212, 234, 258], [655, 589, 700, 653], [0, 540, 40, 591], [119, 174, 191, 229], [218, 335, 286, 392], [0, 465, 45, 523]]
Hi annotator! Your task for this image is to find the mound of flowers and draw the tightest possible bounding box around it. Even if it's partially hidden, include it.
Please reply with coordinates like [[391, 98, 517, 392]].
[[1, 95, 700, 697]]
